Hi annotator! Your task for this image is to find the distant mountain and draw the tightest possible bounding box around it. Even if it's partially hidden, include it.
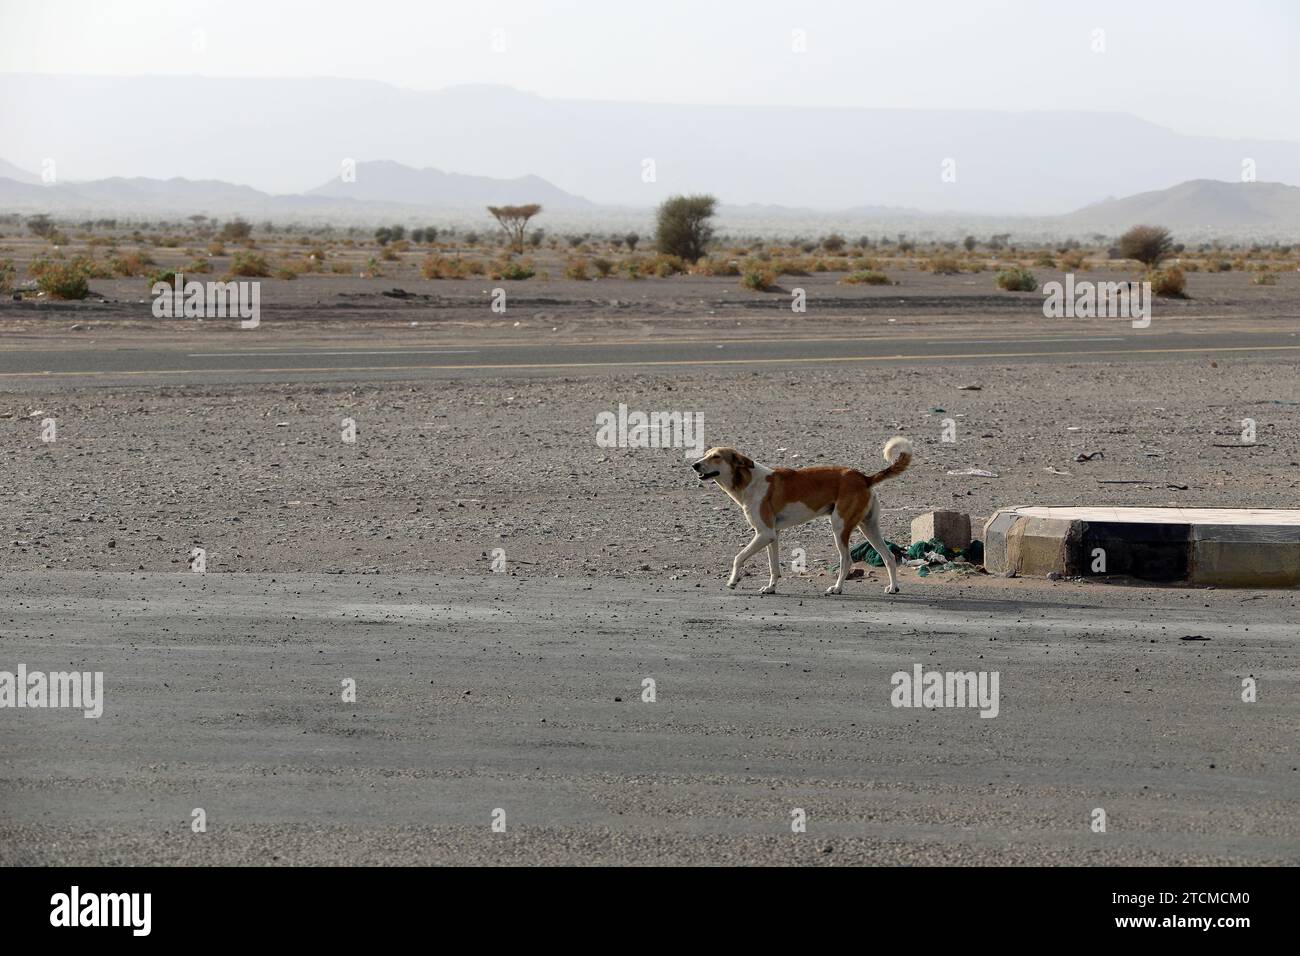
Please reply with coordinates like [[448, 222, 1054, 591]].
[[4, 74, 1300, 214], [0, 158, 39, 184], [1058, 179, 1300, 231], [0, 159, 593, 217], [308, 159, 592, 209]]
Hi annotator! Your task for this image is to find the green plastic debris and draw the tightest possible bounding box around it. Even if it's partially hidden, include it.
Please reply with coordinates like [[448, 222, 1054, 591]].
[[849, 539, 904, 567]]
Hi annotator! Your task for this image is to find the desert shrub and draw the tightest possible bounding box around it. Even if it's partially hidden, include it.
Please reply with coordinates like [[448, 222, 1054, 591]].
[[1118, 225, 1173, 267], [564, 258, 588, 280], [741, 262, 778, 290], [73, 256, 114, 279], [147, 268, 180, 287], [380, 246, 399, 262], [1147, 266, 1186, 297], [821, 233, 846, 253], [27, 214, 56, 239], [208, 240, 226, 256], [229, 251, 271, 277], [772, 258, 810, 277], [0, 258, 16, 293], [495, 260, 535, 280], [650, 254, 687, 277], [362, 256, 384, 277], [219, 218, 252, 241], [1059, 250, 1086, 270], [591, 257, 614, 277], [654, 194, 716, 263], [186, 258, 213, 274], [110, 250, 154, 276], [691, 257, 740, 277], [331, 263, 350, 274], [1251, 270, 1278, 286], [421, 255, 465, 279], [995, 267, 1037, 291], [276, 267, 298, 280], [621, 258, 643, 279], [624, 232, 640, 251], [1033, 253, 1056, 268], [842, 269, 891, 286], [31, 258, 90, 299], [928, 257, 962, 275], [967, 261, 987, 273]]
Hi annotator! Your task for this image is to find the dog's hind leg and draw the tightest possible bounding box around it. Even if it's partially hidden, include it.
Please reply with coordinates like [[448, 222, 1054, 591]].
[[825, 512, 854, 595], [728, 530, 774, 589], [760, 538, 780, 594], [859, 498, 900, 595]]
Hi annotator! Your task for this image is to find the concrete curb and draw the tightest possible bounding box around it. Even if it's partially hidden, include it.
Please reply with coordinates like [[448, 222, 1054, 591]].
[[983, 507, 1300, 587]]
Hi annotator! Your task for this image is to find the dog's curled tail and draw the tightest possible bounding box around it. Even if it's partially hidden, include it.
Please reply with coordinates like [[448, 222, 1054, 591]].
[[868, 436, 913, 484]]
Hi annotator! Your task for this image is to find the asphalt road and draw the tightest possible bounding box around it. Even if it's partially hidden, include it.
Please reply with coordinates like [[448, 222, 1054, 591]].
[[2, 573, 1295, 865], [4, 327, 1300, 387]]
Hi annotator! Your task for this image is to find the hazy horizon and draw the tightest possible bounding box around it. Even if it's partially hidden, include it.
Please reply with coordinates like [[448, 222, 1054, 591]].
[[2, 0, 1298, 216]]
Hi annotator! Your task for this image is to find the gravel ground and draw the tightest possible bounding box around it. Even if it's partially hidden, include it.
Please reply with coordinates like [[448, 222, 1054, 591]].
[[2, 354, 1298, 581], [2, 573, 1295, 866]]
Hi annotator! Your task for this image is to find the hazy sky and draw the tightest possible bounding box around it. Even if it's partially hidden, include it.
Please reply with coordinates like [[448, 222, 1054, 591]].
[[1, 0, 1297, 141]]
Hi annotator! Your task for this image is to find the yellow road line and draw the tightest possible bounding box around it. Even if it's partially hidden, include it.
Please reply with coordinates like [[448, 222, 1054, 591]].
[[3, 343, 1300, 378]]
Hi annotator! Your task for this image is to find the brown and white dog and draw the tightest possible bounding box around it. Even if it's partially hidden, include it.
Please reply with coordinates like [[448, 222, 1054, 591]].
[[692, 437, 912, 595]]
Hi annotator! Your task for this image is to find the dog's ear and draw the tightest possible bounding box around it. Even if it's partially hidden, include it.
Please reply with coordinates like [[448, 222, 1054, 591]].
[[728, 451, 754, 490]]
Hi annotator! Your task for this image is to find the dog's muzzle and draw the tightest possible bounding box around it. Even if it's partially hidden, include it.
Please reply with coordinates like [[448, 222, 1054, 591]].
[[692, 461, 719, 480]]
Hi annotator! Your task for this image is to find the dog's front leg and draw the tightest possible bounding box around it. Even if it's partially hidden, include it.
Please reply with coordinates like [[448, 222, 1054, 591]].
[[760, 538, 780, 594], [727, 531, 773, 589]]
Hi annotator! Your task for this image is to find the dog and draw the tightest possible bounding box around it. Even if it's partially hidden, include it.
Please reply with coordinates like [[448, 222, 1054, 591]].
[[692, 437, 912, 596]]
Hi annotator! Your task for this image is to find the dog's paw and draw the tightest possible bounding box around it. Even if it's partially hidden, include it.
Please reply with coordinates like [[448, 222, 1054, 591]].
[[725, 579, 739, 590], [885, 584, 900, 595], [759, 583, 777, 595], [824, 584, 842, 595]]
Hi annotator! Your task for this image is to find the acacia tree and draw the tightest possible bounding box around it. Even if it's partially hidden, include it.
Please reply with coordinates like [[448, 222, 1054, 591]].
[[654, 195, 716, 262], [488, 204, 542, 254], [1119, 225, 1174, 267]]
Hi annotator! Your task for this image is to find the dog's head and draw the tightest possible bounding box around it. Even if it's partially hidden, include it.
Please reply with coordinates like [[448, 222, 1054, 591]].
[[691, 447, 754, 491]]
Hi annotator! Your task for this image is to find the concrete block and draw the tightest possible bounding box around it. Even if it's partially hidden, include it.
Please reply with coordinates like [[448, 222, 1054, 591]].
[[911, 510, 971, 549], [983, 506, 1300, 587]]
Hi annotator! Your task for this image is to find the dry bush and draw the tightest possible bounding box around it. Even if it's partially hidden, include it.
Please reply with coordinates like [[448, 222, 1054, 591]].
[[591, 257, 614, 277], [741, 262, 778, 290], [995, 267, 1037, 291], [928, 257, 962, 274], [841, 269, 891, 286], [110, 250, 155, 276], [564, 258, 589, 280], [229, 251, 271, 277], [1118, 225, 1173, 267], [492, 259, 535, 280], [1148, 266, 1186, 297], [30, 258, 90, 299]]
